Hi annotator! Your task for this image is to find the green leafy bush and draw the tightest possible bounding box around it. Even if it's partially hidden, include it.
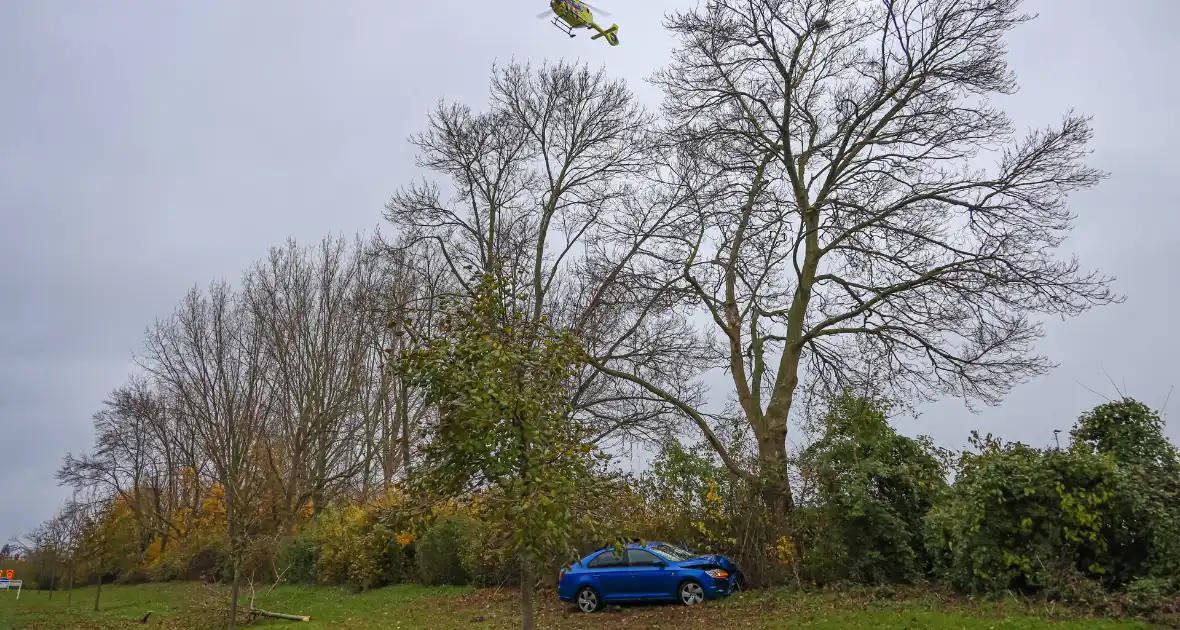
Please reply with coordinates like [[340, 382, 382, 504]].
[[417, 514, 481, 586], [313, 505, 407, 590], [148, 549, 187, 582], [1070, 399, 1180, 583], [925, 432, 1118, 593], [275, 535, 318, 584], [797, 393, 950, 585], [455, 514, 512, 587], [925, 399, 1180, 598]]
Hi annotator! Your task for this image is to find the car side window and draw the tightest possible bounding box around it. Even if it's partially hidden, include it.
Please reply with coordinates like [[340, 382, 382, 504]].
[[626, 549, 664, 566], [587, 550, 624, 568]]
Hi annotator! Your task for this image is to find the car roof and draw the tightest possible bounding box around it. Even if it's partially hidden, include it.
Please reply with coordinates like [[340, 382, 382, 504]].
[[574, 542, 692, 567], [591, 540, 668, 551], [586, 541, 675, 557]]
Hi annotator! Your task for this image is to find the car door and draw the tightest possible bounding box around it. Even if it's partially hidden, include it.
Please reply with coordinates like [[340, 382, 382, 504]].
[[585, 549, 629, 600], [624, 548, 678, 599]]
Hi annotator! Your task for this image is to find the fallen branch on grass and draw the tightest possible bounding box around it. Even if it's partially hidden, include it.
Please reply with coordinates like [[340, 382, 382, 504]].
[[248, 608, 311, 622], [245, 569, 310, 621]]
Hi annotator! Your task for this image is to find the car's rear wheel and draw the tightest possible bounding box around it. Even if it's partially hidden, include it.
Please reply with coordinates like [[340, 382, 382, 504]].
[[576, 586, 601, 612], [679, 579, 705, 606]]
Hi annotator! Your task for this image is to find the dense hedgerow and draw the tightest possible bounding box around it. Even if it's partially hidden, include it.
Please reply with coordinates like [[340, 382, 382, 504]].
[[20, 397, 1180, 613]]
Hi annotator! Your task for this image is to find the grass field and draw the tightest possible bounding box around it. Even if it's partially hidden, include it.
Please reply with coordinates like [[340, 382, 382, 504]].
[[0, 582, 1166, 629]]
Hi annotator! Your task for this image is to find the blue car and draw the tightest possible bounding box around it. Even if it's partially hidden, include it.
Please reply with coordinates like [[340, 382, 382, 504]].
[[558, 541, 742, 612]]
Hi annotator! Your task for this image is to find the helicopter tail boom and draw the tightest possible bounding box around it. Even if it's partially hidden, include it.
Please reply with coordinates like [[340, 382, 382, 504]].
[[590, 22, 619, 45]]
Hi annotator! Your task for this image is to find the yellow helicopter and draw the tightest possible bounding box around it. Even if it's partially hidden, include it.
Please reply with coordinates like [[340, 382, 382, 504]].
[[536, 0, 618, 46]]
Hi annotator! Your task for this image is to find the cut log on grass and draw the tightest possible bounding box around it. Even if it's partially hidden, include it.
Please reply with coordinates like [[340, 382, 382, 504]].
[[248, 608, 311, 622]]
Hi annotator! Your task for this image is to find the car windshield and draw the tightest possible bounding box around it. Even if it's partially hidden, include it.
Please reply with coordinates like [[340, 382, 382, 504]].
[[647, 543, 699, 562]]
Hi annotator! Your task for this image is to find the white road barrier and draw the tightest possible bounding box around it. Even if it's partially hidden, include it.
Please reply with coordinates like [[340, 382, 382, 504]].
[[0, 579, 22, 599]]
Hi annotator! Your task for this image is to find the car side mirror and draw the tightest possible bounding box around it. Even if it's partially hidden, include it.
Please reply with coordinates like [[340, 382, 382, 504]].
[[651, 560, 666, 567]]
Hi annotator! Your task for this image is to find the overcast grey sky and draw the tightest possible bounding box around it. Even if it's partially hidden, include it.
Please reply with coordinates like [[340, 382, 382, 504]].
[[1, 0, 1176, 540]]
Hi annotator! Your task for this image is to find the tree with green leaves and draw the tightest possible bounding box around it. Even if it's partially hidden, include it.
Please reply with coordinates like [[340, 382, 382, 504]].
[[400, 268, 614, 630]]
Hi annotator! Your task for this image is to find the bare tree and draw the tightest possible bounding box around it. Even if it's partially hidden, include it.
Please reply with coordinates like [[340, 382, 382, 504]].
[[26, 513, 68, 598], [602, 0, 1119, 518], [57, 386, 152, 551], [384, 60, 691, 448], [58, 376, 184, 555], [244, 235, 378, 528], [58, 498, 89, 606], [359, 232, 434, 493], [58, 496, 113, 611], [141, 281, 272, 629], [138, 385, 192, 553]]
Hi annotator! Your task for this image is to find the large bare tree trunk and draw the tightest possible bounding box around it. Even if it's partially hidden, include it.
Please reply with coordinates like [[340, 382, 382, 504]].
[[93, 574, 102, 611], [757, 427, 794, 520]]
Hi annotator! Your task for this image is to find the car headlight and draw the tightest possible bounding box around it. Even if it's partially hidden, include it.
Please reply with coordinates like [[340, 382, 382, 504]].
[[705, 569, 729, 579]]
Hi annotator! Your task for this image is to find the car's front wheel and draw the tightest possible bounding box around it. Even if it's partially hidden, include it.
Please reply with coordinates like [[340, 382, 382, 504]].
[[678, 579, 705, 606], [575, 585, 601, 612]]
